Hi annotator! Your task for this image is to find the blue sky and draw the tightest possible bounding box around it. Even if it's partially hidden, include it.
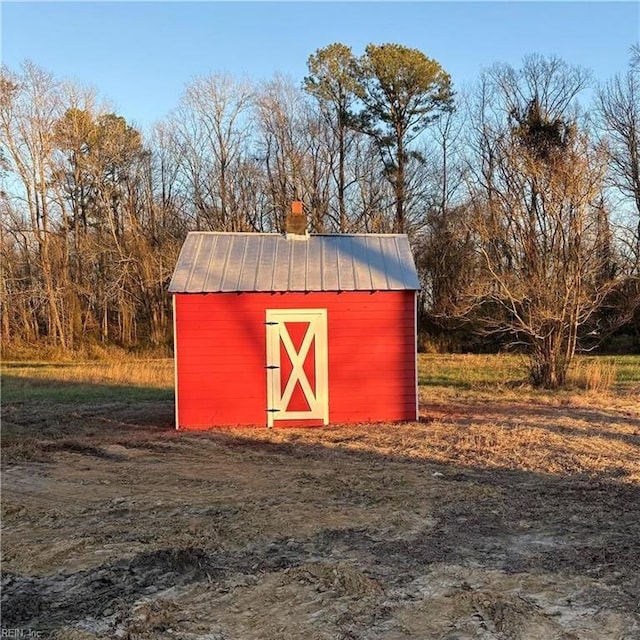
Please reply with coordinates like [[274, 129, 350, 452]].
[[2, 2, 638, 133]]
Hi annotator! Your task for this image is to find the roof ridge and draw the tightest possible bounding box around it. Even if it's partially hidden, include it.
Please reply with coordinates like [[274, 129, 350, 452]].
[[185, 231, 409, 238]]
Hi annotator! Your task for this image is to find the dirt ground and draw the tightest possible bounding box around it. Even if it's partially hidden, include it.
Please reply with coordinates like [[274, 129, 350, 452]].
[[1, 390, 640, 639]]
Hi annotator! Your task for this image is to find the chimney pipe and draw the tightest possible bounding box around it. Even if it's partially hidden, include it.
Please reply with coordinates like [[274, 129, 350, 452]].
[[285, 200, 307, 237]]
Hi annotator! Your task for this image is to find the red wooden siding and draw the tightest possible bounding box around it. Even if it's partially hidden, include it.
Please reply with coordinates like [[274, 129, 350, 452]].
[[174, 291, 416, 428]]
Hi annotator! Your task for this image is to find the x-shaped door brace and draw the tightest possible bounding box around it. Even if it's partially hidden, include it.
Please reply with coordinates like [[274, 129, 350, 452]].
[[279, 322, 317, 411]]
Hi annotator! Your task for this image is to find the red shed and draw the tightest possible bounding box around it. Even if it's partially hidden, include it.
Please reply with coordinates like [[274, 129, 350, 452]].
[[169, 218, 420, 429]]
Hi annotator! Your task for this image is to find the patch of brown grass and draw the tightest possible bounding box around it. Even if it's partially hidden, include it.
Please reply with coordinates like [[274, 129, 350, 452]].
[[568, 360, 617, 392], [1, 359, 174, 389], [221, 398, 640, 485]]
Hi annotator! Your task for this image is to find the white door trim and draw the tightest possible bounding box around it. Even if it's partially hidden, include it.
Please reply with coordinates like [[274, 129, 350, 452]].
[[266, 309, 328, 427]]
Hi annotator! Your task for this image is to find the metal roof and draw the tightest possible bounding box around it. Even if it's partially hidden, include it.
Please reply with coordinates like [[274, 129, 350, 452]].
[[169, 232, 420, 293]]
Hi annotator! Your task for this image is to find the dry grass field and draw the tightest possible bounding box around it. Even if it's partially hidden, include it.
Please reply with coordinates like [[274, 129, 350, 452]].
[[1, 354, 639, 639]]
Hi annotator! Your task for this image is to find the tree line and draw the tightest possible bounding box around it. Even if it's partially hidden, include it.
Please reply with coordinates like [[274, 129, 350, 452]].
[[1, 43, 639, 386]]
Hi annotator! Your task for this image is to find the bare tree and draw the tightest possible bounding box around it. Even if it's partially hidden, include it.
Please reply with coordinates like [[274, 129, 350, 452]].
[[254, 75, 333, 231], [171, 73, 255, 231], [462, 55, 625, 387], [343, 135, 393, 233], [412, 99, 477, 349], [0, 62, 69, 347], [595, 44, 640, 269]]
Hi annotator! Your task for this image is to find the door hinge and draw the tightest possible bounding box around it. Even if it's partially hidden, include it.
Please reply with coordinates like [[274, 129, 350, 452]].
[[267, 408, 280, 413], [266, 365, 279, 369], [265, 321, 278, 325]]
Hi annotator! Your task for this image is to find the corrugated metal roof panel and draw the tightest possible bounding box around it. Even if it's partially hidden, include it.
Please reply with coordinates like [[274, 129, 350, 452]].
[[168, 232, 420, 293], [221, 234, 246, 291], [384, 236, 406, 290], [306, 238, 323, 291], [288, 239, 307, 291], [188, 233, 214, 292], [272, 239, 292, 290], [351, 236, 373, 290], [202, 234, 224, 292], [336, 237, 356, 290], [254, 235, 277, 291], [170, 233, 199, 293], [367, 235, 390, 290], [396, 234, 421, 290], [237, 235, 259, 291], [320, 236, 339, 291]]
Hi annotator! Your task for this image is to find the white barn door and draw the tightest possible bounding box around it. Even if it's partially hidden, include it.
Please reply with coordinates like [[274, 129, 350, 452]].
[[266, 309, 328, 427]]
